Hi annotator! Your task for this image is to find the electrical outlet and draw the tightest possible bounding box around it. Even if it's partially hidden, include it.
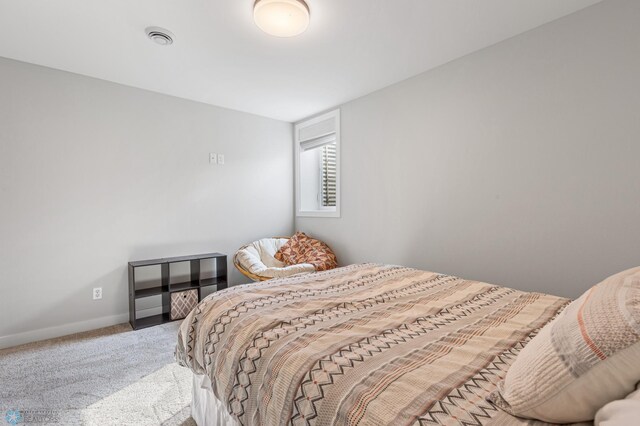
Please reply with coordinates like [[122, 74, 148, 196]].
[[93, 287, 103, 300], [217, 154, 225, 165], [209, 153, 217, 164]]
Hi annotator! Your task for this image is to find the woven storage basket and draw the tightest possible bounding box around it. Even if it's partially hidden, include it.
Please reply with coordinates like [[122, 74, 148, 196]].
[[170, 289, 198, 320]]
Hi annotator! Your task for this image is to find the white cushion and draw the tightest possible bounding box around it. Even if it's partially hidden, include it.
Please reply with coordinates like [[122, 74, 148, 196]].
[[236, 238, 315, 279], [490, 267, 640, 423], [595, 384, 640, 426]]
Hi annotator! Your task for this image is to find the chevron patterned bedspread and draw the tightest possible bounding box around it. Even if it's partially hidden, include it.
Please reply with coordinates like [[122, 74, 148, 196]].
[[176, 263, 570, 426]]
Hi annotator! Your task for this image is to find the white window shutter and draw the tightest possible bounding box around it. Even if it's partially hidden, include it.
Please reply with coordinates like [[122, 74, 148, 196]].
[[322, 143, 337, 207]]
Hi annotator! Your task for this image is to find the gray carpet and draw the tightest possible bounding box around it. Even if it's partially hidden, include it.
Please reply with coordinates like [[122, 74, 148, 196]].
[[0, 322, 196, 426]]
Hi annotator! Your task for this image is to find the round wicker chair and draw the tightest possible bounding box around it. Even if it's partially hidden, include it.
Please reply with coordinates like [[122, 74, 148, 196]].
[[233, 237, 315, 281], [233, 250, 269, 281]]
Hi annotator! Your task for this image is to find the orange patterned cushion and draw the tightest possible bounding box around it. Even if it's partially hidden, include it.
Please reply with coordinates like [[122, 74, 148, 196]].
[[275, 232, 337, 271]]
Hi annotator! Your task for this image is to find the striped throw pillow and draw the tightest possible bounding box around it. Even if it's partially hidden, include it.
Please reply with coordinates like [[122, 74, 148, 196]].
[[489, 266, 640, 423]]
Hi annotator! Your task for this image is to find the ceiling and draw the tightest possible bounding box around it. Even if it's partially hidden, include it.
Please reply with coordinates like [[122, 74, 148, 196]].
[[0, 0, 601, 122]]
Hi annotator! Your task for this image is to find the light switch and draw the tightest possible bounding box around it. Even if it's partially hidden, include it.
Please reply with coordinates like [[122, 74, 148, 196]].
[[209, 153, 217, 164], [217, 154, 225, 165]]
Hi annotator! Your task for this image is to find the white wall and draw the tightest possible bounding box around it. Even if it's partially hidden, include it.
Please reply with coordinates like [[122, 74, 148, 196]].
[[297, 0, 640, 299], [0, 57, 293, 348]]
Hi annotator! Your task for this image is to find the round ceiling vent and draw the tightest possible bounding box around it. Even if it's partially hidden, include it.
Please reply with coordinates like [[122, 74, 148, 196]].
[[145, 27, 174, 46]]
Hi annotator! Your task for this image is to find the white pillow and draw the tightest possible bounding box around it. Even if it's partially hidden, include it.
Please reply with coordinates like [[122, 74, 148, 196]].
[[489, 267, 640, 423], [595, 383, 640, 426]]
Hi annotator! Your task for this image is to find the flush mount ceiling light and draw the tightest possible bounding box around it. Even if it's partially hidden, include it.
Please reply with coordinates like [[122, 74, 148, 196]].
[[253, 0, 310, 38], [145, 26, 175, 46]]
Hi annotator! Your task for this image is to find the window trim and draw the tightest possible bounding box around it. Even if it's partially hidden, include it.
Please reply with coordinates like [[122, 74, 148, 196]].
[[294, 109, 341, 218]]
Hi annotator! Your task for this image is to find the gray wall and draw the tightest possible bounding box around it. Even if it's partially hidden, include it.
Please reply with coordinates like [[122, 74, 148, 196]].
[[0, 58, 293, 348], [297, 0, 640, 299]]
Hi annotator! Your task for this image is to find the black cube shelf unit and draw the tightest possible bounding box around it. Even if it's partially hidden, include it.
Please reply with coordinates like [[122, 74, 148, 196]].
[[128, 252, 227, 330]]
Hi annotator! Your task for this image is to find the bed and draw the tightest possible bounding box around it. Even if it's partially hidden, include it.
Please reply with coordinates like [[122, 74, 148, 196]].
[[176, 263, 570, 425]]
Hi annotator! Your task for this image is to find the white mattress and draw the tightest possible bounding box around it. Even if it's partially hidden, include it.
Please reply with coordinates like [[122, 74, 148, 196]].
[[191, 373, 239, 426]]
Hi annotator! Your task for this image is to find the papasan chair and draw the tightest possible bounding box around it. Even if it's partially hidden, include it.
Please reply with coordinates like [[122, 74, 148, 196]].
[[233, 237, 316, 281]]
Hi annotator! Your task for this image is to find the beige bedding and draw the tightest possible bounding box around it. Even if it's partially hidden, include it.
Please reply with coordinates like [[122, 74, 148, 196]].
[[176, 263, 570, 425]]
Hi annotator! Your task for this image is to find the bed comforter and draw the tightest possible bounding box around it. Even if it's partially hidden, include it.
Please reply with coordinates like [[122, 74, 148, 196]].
[[176, 263, 569, 425]]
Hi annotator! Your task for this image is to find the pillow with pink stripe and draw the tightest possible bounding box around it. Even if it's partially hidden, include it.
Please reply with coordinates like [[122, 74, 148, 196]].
[[489, 266, 640, 423]]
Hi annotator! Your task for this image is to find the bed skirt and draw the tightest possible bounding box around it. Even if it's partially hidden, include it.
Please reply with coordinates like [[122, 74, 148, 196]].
[[191, 373, 239, 426]]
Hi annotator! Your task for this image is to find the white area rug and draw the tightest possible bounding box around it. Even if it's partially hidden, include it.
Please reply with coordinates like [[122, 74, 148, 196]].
[[0, 322, 195, 425]]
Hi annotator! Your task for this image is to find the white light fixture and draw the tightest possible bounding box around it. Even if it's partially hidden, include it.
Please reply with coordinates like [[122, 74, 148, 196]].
[[253, 0, 310, 38]]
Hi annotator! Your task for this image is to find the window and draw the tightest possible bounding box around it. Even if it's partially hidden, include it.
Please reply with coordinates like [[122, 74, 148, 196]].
[[295, 109, 340, 217]]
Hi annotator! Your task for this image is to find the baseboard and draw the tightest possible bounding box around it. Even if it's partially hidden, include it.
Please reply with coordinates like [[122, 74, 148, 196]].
[[0, 313, 130, 350]]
